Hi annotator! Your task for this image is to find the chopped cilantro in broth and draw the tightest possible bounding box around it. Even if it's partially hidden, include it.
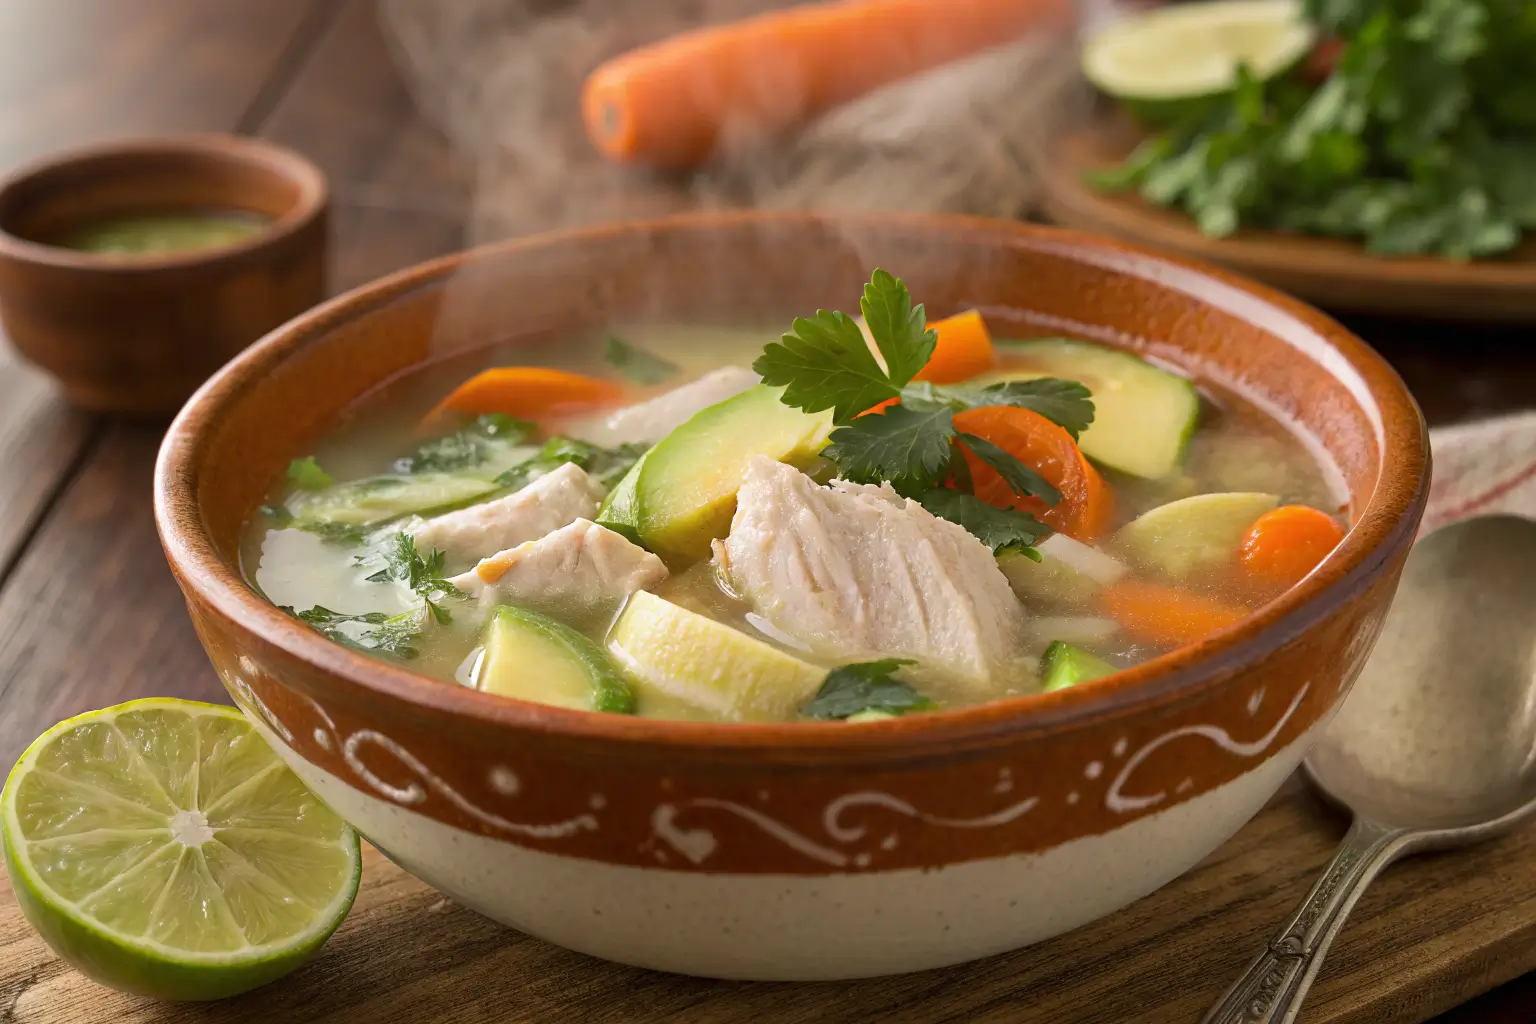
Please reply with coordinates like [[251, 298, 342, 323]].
[[242, 279, 1342, 724]]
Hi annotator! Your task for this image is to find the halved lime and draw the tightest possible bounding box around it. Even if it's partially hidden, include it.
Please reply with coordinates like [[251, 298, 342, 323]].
[[1, 699, 360, 1001], [1082, 0, 1316, 118]]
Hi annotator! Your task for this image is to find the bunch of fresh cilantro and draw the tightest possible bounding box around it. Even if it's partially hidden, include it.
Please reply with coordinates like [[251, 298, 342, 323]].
[[1095, 0, 1536, 260], [753, 269, 1094, 559]]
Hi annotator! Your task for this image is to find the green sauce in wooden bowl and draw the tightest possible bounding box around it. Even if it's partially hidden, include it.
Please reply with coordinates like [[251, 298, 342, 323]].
[[55, 210, 269, 256]]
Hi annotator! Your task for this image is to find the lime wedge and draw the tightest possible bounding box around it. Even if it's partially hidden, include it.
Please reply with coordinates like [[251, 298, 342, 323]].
[[1, 699, 360, 1001], [1083, 0, 1315, 109]]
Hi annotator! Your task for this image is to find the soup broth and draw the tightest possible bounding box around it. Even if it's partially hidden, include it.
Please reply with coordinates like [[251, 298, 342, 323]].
[[244, 276, 1342, 724]]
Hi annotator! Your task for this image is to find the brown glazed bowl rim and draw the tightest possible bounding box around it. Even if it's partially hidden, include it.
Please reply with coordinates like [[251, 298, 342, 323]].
[[0, 133, 327, 274], [154, 211, 1428, 760]]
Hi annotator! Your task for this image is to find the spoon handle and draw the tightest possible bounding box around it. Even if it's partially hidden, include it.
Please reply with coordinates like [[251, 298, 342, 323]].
[[1202, 817, 1409, 1024]]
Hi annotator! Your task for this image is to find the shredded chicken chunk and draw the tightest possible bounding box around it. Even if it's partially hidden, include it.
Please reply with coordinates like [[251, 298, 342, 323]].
[[564, 366, 759, 447], [720, 456, 1026, 694], [409, 462, 603, 568], [450, 518, 668, 613]]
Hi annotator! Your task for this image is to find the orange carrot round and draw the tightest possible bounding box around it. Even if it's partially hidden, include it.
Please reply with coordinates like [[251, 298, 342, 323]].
[[952, 406, 1114, 541], [425, 368, 624, 425], [1240, 505, 1346, 592], [1100, 580, 1251, 648], [915, 310, 997, 384], [582, 0, 1075, 169]]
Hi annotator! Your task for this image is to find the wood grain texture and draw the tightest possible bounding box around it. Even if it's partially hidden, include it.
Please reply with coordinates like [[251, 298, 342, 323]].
[[1038, 125, 1536, 323], [0, 0, 324, 592], [0, 0, 322, 168], [0, 2, 1530, 1021], [0, 348, 93, 579], [1, 787, 1531, 1023]]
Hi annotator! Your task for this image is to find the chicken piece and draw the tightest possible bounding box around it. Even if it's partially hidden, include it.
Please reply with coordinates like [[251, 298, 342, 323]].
[[450, 519, 668, 617], [408, 462, 603, 568], [564, 366, 759, 447], [719, 456, 1026, 694]]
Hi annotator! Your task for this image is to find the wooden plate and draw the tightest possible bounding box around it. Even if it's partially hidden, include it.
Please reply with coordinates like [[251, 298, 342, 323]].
[[1039, 125, 1536, 322]]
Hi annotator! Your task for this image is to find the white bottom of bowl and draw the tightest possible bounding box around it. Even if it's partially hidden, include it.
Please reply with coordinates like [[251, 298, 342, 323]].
[[249, 717, 1317, 980]]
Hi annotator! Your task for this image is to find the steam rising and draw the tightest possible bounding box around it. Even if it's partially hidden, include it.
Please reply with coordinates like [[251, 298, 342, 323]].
[[378, 0, 1090, 244]]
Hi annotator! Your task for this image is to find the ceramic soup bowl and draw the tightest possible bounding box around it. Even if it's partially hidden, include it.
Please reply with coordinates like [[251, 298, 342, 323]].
[[155, 213, 1428, 980]]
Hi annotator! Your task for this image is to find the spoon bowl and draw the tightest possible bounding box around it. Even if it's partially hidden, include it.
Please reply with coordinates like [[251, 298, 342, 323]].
[[1306, 514, 1536, 838], [1206, 515, 1536, 1024]]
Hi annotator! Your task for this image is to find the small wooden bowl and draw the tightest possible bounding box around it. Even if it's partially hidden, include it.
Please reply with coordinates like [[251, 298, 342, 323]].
[[0, 134, 328, 415]]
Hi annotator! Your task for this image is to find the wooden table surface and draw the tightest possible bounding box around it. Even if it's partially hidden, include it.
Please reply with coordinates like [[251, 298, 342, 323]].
[[0, 2, 1530, 1020]]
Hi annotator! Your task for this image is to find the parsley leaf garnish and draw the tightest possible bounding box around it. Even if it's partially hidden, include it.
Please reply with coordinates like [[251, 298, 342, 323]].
[[913, 490, 1050, 559], [923, 379, 1095, 439], [604, 336, 680, 385], [752, 269, 1096, 557], [286, 456, 333, 491], [282, 605, 423, 658], [365, 533, 464, 624], [801, 659, 935, 720], [754, 308, 897, 424], [858, 268, 936, 387], [1091, 0, 1536, 259], [395, 413, 534, 474], [822, 403, 955, 494], [496, 436, 648, 492], [295, 520, 369, 546], [954, 432, 1062, 505]]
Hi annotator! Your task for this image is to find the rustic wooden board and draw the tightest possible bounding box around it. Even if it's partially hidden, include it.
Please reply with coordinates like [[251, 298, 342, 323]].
[[2, 782, 1531, 1023], [0, 2, 1532, 1021]]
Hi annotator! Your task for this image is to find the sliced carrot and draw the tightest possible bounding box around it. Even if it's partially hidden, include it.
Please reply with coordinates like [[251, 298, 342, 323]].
[[582, 0, 1075, 169], [1100, 580, 1251, 648], [424, 368, 624, 426], [951, 406, 1115, 541], [1239, 505, 1346, 592], [857, 397, 900, 418], [914, 310, 997, 384]]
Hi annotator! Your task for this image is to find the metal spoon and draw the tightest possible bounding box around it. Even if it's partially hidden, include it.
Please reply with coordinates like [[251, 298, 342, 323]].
[[1203, 514, 1536, 1024]]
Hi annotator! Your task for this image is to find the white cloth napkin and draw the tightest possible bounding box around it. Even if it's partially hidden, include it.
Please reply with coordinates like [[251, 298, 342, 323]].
[[1422, 413, 1536, 536]]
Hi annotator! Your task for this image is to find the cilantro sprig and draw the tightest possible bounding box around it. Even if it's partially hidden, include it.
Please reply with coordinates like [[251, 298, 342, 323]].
[[1093, 0, 1536, 260], [604, 335, 680, 385], [753, 269, 1093, 554], [364, 533, 465, 624], [800, 659, 936, 720], [283, 605, 423, 658], [395, 413, 533, 474]]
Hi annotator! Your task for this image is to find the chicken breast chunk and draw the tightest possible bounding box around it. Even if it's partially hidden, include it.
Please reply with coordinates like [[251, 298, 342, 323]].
[[450, 519, 668, 616], [409, 462, 602, 568], [719, 456, 1026, 694], [565, 366, 759, 447]]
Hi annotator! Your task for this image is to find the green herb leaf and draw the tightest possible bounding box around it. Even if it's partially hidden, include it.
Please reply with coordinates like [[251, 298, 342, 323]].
[[604, 336, 681, 385], [859, 268, 937, 388], [754, 309, 898, 424], [915, 489, 1050, 558], [282, 605, 423, 658], [821, 403, 954, 495], [955, 433, 1063, 505], [395, 413, 534, 474], [800, 659, 934, 720], [365, 533, 465, 622], [286, 456, 333, 491], [911, 378, 1095, 439], [294, 520, 369, 546], [1091, 0, 1535, 260], [495, 436, 648, 491]]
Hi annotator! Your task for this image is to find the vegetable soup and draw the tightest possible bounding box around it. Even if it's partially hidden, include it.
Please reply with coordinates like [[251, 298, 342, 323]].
[[244, 271, 1343, 723]]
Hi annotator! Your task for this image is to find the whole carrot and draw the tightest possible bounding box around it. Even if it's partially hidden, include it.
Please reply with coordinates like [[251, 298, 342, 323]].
[[582, 0, 1074, 169]]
